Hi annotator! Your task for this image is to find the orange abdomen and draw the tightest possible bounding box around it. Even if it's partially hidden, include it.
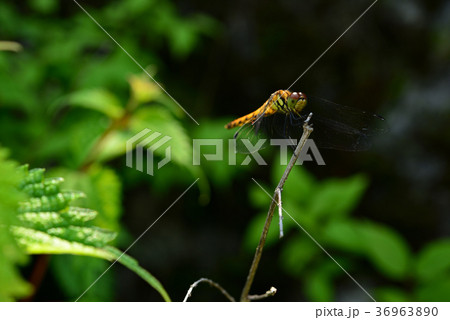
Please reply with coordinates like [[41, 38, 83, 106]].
[[224, 106, 266, 129], [225, 90, 290, 129]]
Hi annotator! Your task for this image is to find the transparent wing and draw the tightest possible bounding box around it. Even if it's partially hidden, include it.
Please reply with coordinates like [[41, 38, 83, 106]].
[[298, 96, 388, 151], [233, 108, 271, 154]]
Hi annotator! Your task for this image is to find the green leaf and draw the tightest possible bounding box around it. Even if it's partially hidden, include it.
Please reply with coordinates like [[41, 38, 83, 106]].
[[272, 163, 315, 203], [11, 226, 115, 258], [358, 221, 411, 280], [36, 112, 109, 169], [86, 166, 123, 231], [131, 107, 192, 168], [322, 220, 364, 252], [52, 255, 114, 301], [54, 89, 125, 119], [129, 106, 209, 199], [128, 74, 161, 106], [12, 166, 170, 301], [21, 177, 64, 197], [249, 183, 271, 209], [323, 220, 411, 280], [48, 166, 122, 232], [93, 130, 131, 164], [416, 240, 450, 282], [18, 208, 96, 230], [19, 191, 85, 213], [280, 235, 319, 276], [375, 287, 410, 302], [308, 175, 368, 219], [0, 151, 32, 301], [14, 227, 170, 301], [304, 261, 340, 301], [29, 0, 58, 14], [106, 247, 170, 302], [415, 276, 450, 302]]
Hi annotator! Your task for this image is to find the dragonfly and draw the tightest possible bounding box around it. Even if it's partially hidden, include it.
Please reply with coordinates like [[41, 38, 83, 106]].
[[225, 89, 386, 153]]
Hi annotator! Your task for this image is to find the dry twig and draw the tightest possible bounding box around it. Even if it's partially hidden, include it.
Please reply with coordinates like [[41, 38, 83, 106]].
[[240, 114, 314, 302], [183, 278, 235, 302]]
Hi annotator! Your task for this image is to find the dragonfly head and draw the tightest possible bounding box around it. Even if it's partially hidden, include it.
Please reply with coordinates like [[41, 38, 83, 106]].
[[288, 92, 307, 111]]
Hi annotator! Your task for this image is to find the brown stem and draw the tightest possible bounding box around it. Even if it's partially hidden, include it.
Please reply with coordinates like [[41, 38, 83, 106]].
[[20, 254, 50, 301], [240, 115, 313, 302], [183, 278, 235, 302], [248, 286, 277, 301]]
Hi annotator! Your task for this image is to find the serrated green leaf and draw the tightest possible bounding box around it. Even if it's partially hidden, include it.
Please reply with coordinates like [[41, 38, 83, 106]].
[[46, 226, 116, 247], [20, 168, 45, 187], [19, 191, 85, 213], [18, 208, 98, 230], [62, 207, 97, 224], [11, 226, 115, 259], [21, 177, 64, 197], [416, 240, 450, 282], [18, 212, 66, 230], [11, 166, 170, 301], [48, 167, 122, 233]]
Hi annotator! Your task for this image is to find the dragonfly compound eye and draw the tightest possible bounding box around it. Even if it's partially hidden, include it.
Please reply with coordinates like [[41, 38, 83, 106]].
[[290, 92, 307, 101], [290, 92, 300, 100]]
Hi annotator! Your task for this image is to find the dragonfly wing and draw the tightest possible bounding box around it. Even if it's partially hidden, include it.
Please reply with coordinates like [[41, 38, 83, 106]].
[[306, 117, 373, 151], [299, 97, 388, 151], [233, 106, 273, 154]]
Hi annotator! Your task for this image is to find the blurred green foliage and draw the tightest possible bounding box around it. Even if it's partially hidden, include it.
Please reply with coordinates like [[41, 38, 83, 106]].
[[0, 0, 216, 301], [0, 149, 32, 301]]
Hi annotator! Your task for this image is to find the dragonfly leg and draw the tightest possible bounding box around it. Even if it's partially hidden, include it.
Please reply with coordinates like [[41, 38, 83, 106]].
[[305, 112, 313, 124]]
